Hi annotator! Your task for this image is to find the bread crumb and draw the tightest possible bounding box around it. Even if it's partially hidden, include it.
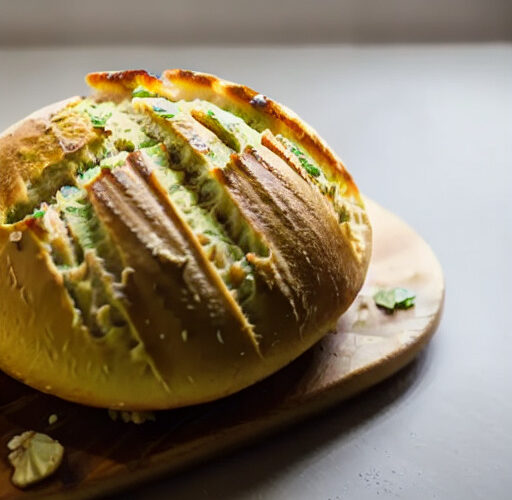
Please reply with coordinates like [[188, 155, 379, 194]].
[[9, 231, 22, 243], [108, 410, 155, 424]]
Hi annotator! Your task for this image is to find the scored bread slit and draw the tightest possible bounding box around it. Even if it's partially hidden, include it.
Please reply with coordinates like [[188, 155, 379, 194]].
[[132, 99, 269, 253], [190, 108, 241, 152], [48, 190, 140, 343], [125, 151, 262, 352], [161, 69, 370, 262], [85, 156, 262, 373], [127, 103, 275, 318], [187, 101, 358, 236], [18, 146, 142, 344], [131, 97, 328, 341], [127, 144, 257, 305]]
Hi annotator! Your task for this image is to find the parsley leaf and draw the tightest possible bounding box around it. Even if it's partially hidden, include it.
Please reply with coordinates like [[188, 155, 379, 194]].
[[33, 210, 45, 218], [65, 205, 90, 218], [373, 288, 416, 312], [299, 157, 321, 177], [132, 86, 156, 98], [88, 112, 111, 128], [290, 146, 320, 177], [152, 106, 175, 119], [338, 209, 350, 223], [140, 139, 158, 148], [207, 110, 215, 117]]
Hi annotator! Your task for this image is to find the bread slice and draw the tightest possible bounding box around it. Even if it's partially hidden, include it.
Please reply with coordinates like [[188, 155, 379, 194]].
[[0, 70, 371, 409]]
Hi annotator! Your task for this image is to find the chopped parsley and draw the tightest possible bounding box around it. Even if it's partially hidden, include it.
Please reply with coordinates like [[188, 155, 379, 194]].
[[140, 139, 158, 148], [88, 112, 111, 128], [65, 205, 90, 218], [373, 288, 416, 312], [290, 146, 320, 177], [338, 208, 350, 223], [152, 106, 175, 119], [132, 86, 156, 98], [207, 110, 215, 117], [143, 143, 167, 166], [298, 156, 320, 177], [33, 210, 45, 218]]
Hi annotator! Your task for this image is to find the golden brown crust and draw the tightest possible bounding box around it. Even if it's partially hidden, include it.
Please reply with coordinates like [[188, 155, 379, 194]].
[[158, 69, 371, 273], [0, 221, 172, 409], [0, 70, 372, 410], [86, 155, 263, 402], [88, 69, 361, 201], [86, 70, 173, 103], [0, 98, 86, 221], [162, 69, 361, 201], [216, 145, 365, 352], [87, 69, 371, 261]]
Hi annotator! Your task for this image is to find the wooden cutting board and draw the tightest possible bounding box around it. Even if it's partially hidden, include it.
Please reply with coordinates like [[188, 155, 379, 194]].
[[0, 199, 444, 499]]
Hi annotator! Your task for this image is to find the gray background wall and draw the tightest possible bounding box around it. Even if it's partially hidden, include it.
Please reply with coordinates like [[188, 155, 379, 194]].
[[0, 0, 511, 46]]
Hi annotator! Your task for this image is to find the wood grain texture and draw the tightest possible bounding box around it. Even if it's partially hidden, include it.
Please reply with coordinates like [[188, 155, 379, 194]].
[[0, 199, 444, 499]]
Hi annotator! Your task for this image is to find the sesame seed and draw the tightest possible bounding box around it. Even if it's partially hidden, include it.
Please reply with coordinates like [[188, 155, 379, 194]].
[[181, 330, 188, 342], [216, 330, 224, 344], [159, 333, 165, 340]]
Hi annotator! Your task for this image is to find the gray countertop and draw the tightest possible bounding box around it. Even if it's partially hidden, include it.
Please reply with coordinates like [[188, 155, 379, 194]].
[[1, 44, 510, 499]]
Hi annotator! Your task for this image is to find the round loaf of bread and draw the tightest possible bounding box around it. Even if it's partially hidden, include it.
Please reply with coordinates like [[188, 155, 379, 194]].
[[0, 70, 371, 410]]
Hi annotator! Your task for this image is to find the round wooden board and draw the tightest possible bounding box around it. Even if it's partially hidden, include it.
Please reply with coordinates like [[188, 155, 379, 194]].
[[0, 199, 444, 499]]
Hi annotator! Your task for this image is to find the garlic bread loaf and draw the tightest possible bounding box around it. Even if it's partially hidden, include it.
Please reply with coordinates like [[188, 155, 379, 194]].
[[0, 70, 371, 410]]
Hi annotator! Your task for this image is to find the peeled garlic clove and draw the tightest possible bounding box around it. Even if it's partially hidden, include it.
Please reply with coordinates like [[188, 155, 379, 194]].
[[7, 431, 64, 488]]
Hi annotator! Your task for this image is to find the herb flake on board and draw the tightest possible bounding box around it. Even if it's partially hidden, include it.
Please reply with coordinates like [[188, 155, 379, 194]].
[[373, 287, 416, 312]]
